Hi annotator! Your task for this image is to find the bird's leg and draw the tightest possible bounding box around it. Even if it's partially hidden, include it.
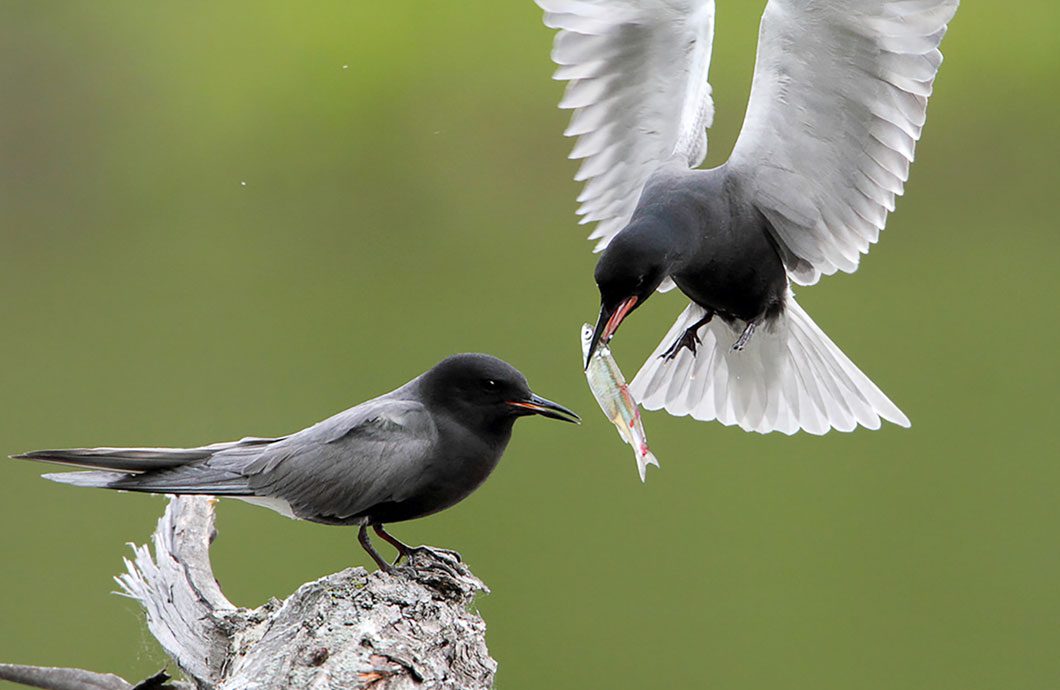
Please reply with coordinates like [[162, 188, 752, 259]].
[[374, 525, 463, 566], [661, 309, 715, 360], [732, 320, 757, 351], [373, 524, 414, 565], [358, 524, 394, 573]]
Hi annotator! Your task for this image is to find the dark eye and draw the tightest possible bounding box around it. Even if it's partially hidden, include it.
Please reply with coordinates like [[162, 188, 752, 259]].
[[482, 379, 499, 391]]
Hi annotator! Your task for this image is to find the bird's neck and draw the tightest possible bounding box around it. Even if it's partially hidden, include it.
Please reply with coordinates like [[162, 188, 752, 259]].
[[619, 212, 693, 275]]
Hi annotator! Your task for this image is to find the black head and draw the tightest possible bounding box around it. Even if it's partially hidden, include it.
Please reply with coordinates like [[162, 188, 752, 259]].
[[587, 226, 673, 366], [419, 354, 579, 431]]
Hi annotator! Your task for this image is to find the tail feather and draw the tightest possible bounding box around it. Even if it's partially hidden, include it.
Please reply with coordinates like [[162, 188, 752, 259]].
[[11, 436, 282, 473], [41, 467, 253, 494], [13, 447, 216, 472], [629, 293, 910, 435], [42, 470, 128, 488], [15, 436, 283, 494]]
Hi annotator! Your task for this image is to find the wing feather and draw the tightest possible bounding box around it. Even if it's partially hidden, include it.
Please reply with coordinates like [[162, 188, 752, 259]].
[[728, 0, 958, 285], [537, 0, 716, 251], [244, 399, 437, 523]]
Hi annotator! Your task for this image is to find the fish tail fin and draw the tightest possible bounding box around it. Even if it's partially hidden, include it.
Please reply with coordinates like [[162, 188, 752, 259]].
[[629, 293, 910, 434], [636, 449, 660, 483]]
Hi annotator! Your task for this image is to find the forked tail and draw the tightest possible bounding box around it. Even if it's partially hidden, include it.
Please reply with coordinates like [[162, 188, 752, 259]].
[[637, 449, 660, 483], [629, 293, 910, 435]]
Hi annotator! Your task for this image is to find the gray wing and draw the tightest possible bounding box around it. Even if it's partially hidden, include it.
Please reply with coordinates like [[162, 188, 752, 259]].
[[25, 397, 437, 520], [242, 398, 438, 522]]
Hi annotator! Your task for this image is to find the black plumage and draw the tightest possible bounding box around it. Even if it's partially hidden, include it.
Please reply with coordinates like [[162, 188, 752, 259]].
[[13, 354, 579, 571]]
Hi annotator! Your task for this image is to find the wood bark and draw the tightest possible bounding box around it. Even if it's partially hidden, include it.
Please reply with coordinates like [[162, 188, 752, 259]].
[[0, 496, 496, 690]]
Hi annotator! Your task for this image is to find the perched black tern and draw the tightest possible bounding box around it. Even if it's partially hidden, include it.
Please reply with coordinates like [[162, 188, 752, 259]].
[[13, 353, 579, 572], [537, 0, 958, 434]]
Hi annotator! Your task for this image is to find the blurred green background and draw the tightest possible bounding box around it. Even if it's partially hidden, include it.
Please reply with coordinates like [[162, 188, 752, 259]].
[[2, 2, 1057, 688]]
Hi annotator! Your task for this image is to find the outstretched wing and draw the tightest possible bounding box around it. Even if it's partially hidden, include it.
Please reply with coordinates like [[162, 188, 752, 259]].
[[243, 398, 438, 523], [728, 0, 958, 285], [537, 0, 716, 253]]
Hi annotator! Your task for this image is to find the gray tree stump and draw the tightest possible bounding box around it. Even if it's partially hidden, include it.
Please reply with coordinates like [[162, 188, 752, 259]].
[[0, 496, 496, 690]]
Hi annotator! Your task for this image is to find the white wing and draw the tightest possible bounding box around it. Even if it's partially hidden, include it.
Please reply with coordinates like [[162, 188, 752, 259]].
[[729, 0, 958, 285], [537, 0, 716, 253]]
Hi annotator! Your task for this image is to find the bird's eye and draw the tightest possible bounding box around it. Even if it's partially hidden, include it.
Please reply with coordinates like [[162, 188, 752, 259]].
[[482, 379, 499, 391]]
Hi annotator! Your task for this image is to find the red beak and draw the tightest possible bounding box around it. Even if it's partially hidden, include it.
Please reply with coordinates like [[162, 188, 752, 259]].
[[604, 296, 638, 340], [585, 296, 638, 368]]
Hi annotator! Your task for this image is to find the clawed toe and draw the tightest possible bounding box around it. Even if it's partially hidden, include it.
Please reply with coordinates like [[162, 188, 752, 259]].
[[661, 311, 714, 360], [407, 545, 462, 563], [661, 332, 700, 360]]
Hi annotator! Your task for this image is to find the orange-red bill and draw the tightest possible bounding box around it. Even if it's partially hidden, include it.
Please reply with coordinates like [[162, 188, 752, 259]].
[[603, 296, 638, 340], [585, 295, 640, 369]]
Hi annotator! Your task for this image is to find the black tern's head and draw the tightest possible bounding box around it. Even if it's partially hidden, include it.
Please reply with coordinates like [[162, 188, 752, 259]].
[[419, 354, 579, 427], [587, 227, 672, 366]]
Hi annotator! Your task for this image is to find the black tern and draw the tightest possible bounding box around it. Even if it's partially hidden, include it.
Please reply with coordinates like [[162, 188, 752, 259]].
[[537, 0, 957, 434], [13, 353, 579, 572]]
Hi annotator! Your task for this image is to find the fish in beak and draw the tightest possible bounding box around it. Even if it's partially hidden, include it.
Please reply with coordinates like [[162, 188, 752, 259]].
[[585, 295, 638, 368]]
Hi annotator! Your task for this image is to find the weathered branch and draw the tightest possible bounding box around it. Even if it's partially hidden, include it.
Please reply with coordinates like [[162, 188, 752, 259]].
[[114, 497, 237, 684], [3, 497, 496, 690], [0, 663, 133, 690]]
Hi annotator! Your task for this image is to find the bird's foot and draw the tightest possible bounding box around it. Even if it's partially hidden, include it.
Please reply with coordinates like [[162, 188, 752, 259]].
[[368, 526, 464, 577], [732, 321, 757, 351], [398, 545, 467, 584], [403, 545, 463, 565], [661, 330, 701, 360], [661, 309, 715, 360]]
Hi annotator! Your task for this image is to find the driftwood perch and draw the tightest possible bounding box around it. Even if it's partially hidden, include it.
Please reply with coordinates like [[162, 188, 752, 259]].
[[0, 496, 496, 690]]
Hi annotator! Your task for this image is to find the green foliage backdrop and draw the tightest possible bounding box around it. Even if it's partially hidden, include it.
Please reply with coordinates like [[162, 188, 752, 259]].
[[1, 2, 1057, 688]]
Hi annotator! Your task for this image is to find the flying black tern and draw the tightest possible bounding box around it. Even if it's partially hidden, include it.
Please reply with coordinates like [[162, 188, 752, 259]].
[[536, 0, 958, 434]]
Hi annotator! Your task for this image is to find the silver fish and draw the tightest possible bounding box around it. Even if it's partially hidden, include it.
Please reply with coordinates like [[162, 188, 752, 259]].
[[581, 323, 660, 482]]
